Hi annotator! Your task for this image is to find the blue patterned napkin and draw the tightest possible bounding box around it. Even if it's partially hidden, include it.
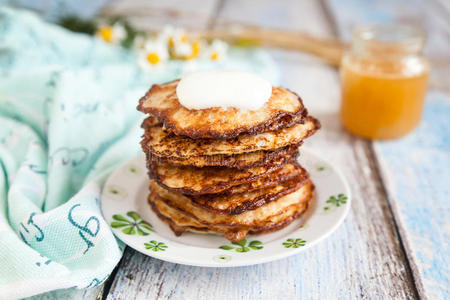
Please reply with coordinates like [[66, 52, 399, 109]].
[[0, 7, 279, 299]]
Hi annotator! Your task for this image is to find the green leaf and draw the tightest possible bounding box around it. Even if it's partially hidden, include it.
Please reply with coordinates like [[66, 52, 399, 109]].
[[122, 226, 136, 235], [140, 221, 154, 232], [120, 21, 140, 49], [294, 239, 306, 247], [287, 238, 294, 242], [219, 245, 234, 250], [136, 227, 149, 236], [140, 220, 152, 227], [112, 214, 130, 223], [249, 241, 263, 250], [58, 15, 97, 35], [235, 247, 250, 253], [250, 246, 263, 250], [232, 238, 247, 247], [158, 243, 167, 249], [110, 221, 127, 228], [339, 194, 347, 204], [127, 211, 141, 221]]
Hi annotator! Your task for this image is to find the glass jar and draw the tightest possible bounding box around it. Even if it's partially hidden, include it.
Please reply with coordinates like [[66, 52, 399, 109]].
[[340, 24, 430, 139]]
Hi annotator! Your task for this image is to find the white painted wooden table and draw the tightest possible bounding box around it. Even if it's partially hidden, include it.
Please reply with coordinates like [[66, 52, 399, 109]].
[[54, 0, 448, 299]]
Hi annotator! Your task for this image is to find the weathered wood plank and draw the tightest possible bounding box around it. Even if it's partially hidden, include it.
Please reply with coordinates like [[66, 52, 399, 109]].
[[106, 1, 418, 299], [217, 0, 334, 37], [325, 0, 450, 299], [373, 93, 450, 300], [101, 0, 220, 30]]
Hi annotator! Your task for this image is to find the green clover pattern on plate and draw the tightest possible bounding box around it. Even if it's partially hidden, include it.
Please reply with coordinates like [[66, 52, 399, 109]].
[[219, 238, 263, 252], [283, 238, 306, 248], [324, 193, 348, 211], [144, 240, 167, 252], [316, 165, 326, 171], [108, 185, 128, 198], [128, 165, 141, 174], [213, 254, 232, 262], [101, 148, 350, 266], [110, 211, 154, 235]]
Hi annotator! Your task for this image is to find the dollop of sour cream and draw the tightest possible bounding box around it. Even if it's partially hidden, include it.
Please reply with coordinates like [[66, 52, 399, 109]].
[[176, 70, 272, 110]]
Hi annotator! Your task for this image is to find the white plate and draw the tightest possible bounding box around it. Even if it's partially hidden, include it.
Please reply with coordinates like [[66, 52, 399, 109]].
[[101, 149, 350, 267]]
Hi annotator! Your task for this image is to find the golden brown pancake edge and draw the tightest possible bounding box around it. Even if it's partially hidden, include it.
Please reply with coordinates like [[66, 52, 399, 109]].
[[137, 80, 309, 139], [148, 181, 313, 242]]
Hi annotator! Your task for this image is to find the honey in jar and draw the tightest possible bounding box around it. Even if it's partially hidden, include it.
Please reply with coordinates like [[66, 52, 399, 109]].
[[340, 25, 430, 139]]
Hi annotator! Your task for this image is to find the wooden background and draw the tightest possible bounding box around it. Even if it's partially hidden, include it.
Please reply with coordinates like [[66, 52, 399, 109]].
[[32, 0, 449, 299]]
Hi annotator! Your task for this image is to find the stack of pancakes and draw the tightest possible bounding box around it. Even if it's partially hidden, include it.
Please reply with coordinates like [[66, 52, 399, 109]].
[[138, 80, 320, 242]]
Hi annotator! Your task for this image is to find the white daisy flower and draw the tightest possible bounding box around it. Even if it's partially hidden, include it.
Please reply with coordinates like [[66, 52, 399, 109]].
[[169, 28, 193, 58], [96, 22, 127, 45], [167, 27, 189, 47], [173, 41, 193, 58], [138, 39, 169, 70], [186, 39, 204, 60], [133, 35, 147, 50], [205, 39, 228, 61], [157, 26, 176, 44], [158, 26, 201, 60]]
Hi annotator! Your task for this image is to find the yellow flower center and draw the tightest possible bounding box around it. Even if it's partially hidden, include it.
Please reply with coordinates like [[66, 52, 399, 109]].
[[211, 52, 219, 60], [169, 35, 188, 48], [147, 52, 160, 65], [186, 41, 201, 60], [99, 27, 113, 43]]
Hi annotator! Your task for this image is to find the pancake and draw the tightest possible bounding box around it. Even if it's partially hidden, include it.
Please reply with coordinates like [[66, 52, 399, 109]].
[[217, 162, 304, 195], [142, 110, 305, 138], [145, 110, 306, 135], [148, 154, 292, 195], [144, 144, 301, 169], [149, 195, 308, 242], [148, 180, 313, 241], [137, 80, 307, 139], [141, 116, 320, 158], [150, 179, 313, 226], [189, 168, 310, 215]]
